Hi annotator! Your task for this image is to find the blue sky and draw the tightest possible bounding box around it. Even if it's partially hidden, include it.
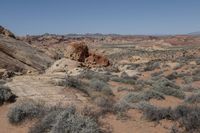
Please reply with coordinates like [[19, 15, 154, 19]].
[[1, 0, 200, 35]]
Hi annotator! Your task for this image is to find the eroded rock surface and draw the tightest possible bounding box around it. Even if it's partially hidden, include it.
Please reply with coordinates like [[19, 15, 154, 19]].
[[0, 36, 54, 72], [0, 26, 15, 38]]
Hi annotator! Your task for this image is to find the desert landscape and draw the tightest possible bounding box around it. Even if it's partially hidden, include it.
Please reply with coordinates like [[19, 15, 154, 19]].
[[0, 25, 200, 133]]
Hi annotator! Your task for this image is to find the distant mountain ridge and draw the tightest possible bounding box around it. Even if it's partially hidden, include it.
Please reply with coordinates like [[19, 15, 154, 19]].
[[188, 31, 200, 35]]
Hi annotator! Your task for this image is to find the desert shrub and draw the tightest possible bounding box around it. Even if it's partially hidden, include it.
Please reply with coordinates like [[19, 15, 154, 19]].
[[111, 77, 136, 85], [184, 94, 200, 104], [181, 84, 197, 92], [8, 100, 45, 124], [28, 105, 101, 133], [174, 105, 200, 132], [183, 76, 193, 84], [150, 74, 164, 81], [140, 79, 154, 86], [81, 70, 110, 82], [152, 78, 185, 99], [0, 85, 16, 105], [140, 90, 165, 101], [29, 107, 65, 133], [166, 72, 179, 80], [196, 59, 200, 65], [0, 80, 6, 85], [89, 79, 113, 96], [51, 106, 100, 133], [136, 102, 155, 111], [140, 103, 200, 132], [81, 106, 100, 120], [192, 75, 200, 81], [55, 76, 89, 95], [142, 105, 174, 121], [191, 69, 200, 81], [151, 71, 163, 77], [126, 64, 141, 70], [94, 96, 115, 113], [117, 87, 134, 92], [173, 63, 183, 70], [170, 125, 181, 133], [122, 90, 164, 104], [123, 93, 142, 103], [56, 76, 113, 99], [114, 100, 130, 114], [63, 76, 84, 89], [144, 61, 160, 71]]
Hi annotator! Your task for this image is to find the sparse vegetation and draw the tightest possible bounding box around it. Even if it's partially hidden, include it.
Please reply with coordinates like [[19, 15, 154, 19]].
[[152, 78, 185, 99], [139, 103, 200, 132], [0, 85, 16, 105], [166, 72, 179, 80], [8, 100, 45, 124], [144, 61, 160, 71], [185, 94, 200, 104], [94, 96, 115, 113], [111, 76, 136, 85], [151, 71, 163, 77], [81, 70, 110, 82], [50, 106, 100, 133], [89, 79, 113, 96], [8, 101, 102, 133], [142, 105, 173, 121], [181, 84, 197, 92], [125, 90, 164, 103]]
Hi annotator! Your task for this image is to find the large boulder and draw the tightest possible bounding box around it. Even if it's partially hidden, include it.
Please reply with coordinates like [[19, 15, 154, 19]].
[[0, 26, 15, 38], [64, 42, 89, 62]]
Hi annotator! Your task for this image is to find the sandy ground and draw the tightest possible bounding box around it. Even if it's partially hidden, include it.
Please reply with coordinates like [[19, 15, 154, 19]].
[[102, 109, 172, 133], [0, 105, 30, 133]]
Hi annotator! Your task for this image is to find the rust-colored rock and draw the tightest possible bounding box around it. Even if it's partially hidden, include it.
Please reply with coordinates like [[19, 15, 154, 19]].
[[64, 42, 89, 62], [85, 52, 110, 67], [0, 26, 16, 38]]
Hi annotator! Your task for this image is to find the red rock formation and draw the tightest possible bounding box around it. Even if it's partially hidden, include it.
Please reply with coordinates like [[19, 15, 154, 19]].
[[64, 42, 110, 67], [64, 42, 89, 62], [85, 52, 110, 67]]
